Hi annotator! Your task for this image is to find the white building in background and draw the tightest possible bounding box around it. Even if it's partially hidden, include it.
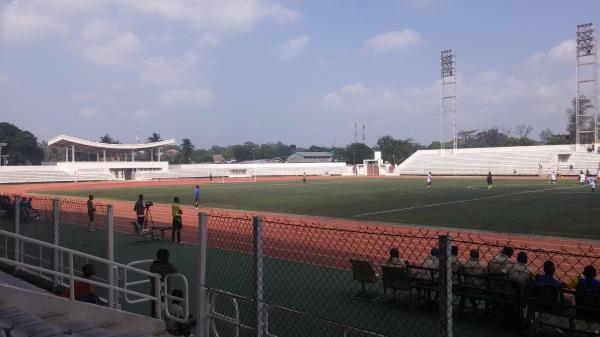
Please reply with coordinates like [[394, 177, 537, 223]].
[[48, 134, 174, 179]]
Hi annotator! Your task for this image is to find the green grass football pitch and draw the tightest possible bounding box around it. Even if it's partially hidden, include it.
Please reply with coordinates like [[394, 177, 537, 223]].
[[41, 177, 600, 240]]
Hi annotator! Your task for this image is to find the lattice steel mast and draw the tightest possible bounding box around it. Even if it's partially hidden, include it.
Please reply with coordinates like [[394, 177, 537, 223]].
[[576, 23, 598, 150], [441, 50, 458, 152]]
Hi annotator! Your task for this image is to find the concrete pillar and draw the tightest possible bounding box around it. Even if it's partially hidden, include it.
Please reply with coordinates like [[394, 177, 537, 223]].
[[157, 148, 161, 162], [131, 150, 135, 162], [96, 153, 100, 162], [151, 149, 154, 161], [103, 150, 106, 162], [71, 145, 75, 163], [65, 147, 68, 162]]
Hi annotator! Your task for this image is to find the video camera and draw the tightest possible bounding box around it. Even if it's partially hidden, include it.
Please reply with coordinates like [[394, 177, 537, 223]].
[[144, 201, 154, 208]]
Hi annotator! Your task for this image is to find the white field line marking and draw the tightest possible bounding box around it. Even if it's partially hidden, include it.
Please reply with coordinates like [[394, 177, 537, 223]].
[[354, 185, 579, 217]]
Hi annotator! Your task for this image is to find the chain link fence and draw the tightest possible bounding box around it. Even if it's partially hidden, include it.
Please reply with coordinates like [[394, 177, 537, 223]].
[[0, 194, 113, 296], [199, 212, 600, 337]]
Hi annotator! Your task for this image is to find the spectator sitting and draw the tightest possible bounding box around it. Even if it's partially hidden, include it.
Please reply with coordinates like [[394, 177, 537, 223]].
[[460, 249, 487, 289], [165, 289, 196, 337], [385, 247, 406, 269], [508, 251, 533, 294], [488, 246, 515, 276], [458, 249, 487, 312], [63, 263, 100, 304], [417, 247, 439, 281], [576, 265, 600, 293], [535, 260, 565, 288], [24, 198, 33, 209], [450, 245, 462, 284], [149, 248, 178, 318]]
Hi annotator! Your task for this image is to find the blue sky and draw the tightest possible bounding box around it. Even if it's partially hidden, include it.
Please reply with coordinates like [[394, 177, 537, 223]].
[[0, 0, 598, 147]]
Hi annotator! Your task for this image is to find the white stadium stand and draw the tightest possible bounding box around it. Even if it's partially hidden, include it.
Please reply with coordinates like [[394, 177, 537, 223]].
[[396, 145, 600, 176]]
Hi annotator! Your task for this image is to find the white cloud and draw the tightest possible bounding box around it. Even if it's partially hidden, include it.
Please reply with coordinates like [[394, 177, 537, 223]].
[[361, 29, 421, 54], [118, 0, 299, 33], [0, 70, 10, 85], [140, 52, 199, 86], [528, 39, 575, 67], [547, 39, 576, 64], [315, 72, 573, 143], [475, 70, 500, 82], [0, 2, 70, 42], [158, 88, 213, 108], [78, 107, 100, 119], [79, 19, 142, 66], [276, 35, 309, 60]]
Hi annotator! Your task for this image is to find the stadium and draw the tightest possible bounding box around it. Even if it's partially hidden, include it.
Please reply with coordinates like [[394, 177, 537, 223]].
[[0, 4, 599, 337]]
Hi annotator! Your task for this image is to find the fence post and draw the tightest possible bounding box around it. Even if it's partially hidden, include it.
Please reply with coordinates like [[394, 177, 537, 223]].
[[252, 216, 265, 337], [14, 195, 20, 273], [52, 199, 60, 291], [107, 204, 115, 308], [196, 212, 209, 337], [438, 235, 453, 337]]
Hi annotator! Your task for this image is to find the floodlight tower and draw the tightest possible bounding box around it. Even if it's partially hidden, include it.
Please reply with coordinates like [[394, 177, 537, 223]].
[[440, 50, 458, 153], [575, 23, 598, 150]]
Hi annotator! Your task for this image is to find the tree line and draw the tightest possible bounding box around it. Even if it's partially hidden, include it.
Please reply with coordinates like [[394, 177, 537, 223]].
[[0, 98, 587, 165]]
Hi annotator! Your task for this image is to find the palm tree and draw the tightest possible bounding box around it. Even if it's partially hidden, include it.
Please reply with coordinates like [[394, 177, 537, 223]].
[[180, 138, 194, 163], [147, 132, 162, 143]]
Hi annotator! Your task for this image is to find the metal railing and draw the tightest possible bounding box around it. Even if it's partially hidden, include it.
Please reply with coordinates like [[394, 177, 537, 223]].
[[0, 229, 188, 322]]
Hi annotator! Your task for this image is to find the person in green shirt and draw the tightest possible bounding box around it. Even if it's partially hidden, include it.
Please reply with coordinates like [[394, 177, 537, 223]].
[[171, 196, 183, 243]]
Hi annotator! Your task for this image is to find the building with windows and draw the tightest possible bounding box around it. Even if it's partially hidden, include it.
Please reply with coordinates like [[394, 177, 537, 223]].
[[287, 151, 333, 163]]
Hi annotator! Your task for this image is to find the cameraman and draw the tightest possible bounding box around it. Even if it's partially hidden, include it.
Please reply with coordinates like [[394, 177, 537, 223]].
[[134, 194, 145, 229]]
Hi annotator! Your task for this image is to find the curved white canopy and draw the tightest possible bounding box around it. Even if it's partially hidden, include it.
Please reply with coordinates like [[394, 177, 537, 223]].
[[48, 134, 175, 153]]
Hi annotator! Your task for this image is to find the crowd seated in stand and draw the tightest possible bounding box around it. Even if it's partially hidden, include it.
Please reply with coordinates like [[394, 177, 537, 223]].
[[349, 246, 600, 334]]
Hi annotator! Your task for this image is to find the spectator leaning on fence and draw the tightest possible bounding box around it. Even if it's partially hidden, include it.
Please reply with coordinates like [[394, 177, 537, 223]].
[[149, 248, 178, 318], [488, 246, 516, 276], [385, 247, 406, 269]]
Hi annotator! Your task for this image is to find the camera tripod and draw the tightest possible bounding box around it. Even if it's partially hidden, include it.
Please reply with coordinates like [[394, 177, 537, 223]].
[[143, 206, 155, 229]]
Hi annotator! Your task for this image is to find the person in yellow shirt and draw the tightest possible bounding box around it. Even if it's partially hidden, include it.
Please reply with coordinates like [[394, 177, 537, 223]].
[[171, 196, 183, 243]]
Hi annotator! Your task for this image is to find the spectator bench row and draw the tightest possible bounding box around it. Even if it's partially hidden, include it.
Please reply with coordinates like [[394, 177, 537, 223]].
[[350, 259, 600, 335]]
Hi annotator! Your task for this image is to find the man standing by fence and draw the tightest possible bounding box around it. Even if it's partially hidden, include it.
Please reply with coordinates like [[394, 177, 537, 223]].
[[134, 195, 145, 229], [193, 185, 200, 209], [172, 196, 183, 243], [87, 195, 96, 231]]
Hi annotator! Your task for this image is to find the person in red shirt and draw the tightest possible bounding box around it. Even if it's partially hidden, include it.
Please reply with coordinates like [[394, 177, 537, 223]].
[[63, 263, 99, 304]]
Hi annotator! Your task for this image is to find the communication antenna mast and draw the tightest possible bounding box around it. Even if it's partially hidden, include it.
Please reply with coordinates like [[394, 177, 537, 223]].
[[362, 124, 366, 144], [575, 23, 598, 150], [135, 126, 140, 144], [440, 49, 458, 153], [354, 122, 358, 143]]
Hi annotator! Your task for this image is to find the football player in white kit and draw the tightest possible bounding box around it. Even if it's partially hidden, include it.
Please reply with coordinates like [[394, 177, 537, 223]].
[[426, 172, 432, 188]]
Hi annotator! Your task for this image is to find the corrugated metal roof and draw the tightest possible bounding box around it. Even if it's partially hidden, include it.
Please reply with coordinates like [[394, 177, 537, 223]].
[[291, 152, 333, 157]]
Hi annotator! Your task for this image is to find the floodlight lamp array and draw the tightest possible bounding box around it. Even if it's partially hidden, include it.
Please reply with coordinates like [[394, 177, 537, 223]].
[[577, 23, 596, 57], [441, 50, 455, 78]]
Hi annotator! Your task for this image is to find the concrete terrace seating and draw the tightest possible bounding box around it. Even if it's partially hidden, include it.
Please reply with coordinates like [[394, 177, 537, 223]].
[[0, 306, 154, 337], [396, 145, 577, 176], [0, 283, 166, 337], [136, 163, 352, 180], [0, 168, 117, 184]]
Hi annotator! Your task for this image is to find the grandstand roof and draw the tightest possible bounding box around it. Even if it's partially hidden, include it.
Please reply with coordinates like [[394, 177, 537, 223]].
[[48, 134, 175, 153]]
